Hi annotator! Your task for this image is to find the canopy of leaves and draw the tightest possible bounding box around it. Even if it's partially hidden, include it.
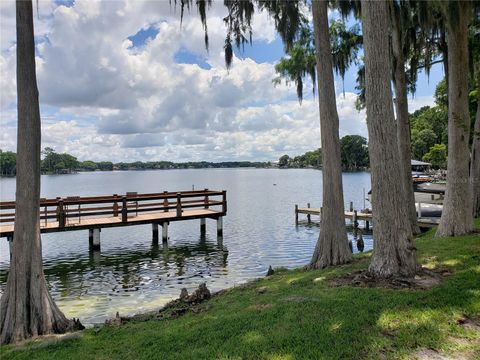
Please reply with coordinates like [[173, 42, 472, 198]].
[[422, 143, 447, 169], [274, 18, 362, 103], [340, 135, 369, 170], [0, 150, 16, 176]]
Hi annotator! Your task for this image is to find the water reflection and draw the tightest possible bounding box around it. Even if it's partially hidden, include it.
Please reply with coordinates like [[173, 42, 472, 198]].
[[0, 169, 372, 323]]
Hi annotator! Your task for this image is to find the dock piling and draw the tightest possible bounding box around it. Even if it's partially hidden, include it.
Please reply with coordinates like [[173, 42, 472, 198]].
[[7, 235, 13, 259], [162, 222, 169, 243], [307, 203, 311, 224], [217, 217, 223, 236], [200, 218, 206, 234], [295, 205, 298, 225], [152, 223, 159, 244], [349, 201, 353, 212], [353, 210, 358, 229], [89, 228, 101, 251]]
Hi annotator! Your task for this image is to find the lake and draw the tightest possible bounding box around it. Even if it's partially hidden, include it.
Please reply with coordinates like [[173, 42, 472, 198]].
[[0, 169, 371, 324]]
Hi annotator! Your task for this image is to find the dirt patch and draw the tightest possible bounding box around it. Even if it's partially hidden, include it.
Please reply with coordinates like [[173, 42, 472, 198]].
[[329, 267, 448, 289], [457, 315, 480, 332], [412, 348, 451, 360], [255, 286, 267, 295], [248, 303, 273, 311]]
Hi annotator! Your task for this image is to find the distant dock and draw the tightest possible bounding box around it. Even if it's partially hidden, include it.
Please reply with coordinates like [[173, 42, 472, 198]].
[[1, 189, 227, 254], [295, 202, 440, 229]]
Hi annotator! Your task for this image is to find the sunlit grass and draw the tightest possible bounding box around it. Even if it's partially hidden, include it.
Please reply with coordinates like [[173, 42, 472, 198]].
[[1, 221, 479, 359]]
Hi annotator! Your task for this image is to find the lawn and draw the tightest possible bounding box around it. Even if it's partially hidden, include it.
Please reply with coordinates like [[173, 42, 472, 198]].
[[1, 221, 479, 359]]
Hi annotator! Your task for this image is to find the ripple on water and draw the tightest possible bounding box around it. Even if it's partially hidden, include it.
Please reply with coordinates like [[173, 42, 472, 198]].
[[0, 169, 372, 323]]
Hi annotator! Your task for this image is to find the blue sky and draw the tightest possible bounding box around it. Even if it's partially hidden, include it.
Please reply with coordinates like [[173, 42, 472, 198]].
[[0, 1, 442, 162]]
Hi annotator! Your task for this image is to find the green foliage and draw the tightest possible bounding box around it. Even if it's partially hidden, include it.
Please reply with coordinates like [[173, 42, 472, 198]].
[[278, 154, 291, 168], [423, 144, 447, 169], [80, 161, 97, 171], [3, 224, 479, 359], [340, 135, 369, 170], [434, 79, 448, 107], [274, 18, 362, 103], [410, 93, 448, 161], [273, 26, 316, 103], [412, 128, 437, 160], [291, 148, 321, 168], [0, 150, 16, 176], [329, 20, 362, 93], [41, 148, 79, 174], [279, 135, 368, 170]]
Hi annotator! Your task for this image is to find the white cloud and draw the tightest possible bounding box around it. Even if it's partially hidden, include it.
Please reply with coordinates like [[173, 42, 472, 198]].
[[0, 0, 370, 162]]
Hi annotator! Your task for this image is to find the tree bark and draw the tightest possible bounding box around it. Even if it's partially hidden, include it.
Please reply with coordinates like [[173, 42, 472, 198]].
[[436, 4, 474, 236], [308, 0, 352, 269], [471, 94, 480, 218], [361, 0, 416, 278], [391, 7, 420, 235], [0, 0, 78, 344]]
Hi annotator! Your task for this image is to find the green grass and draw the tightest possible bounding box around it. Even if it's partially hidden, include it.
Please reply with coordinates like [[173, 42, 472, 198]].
[[2, 222, 479, 360]]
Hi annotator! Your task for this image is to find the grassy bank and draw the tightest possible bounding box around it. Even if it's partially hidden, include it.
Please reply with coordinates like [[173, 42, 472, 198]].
[[2, 222, 479, 360]]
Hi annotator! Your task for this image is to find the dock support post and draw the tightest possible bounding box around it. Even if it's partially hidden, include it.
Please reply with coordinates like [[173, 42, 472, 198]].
[[417, 202, 422, 218], [7, 235, 13, 259], [152, 223, 159, 244], [295, 205, 298, 225], [307, 203, 311, 224], [89, 228, 101, 251], [58, 200, 65, 228], [353, 210, 358, 229], [163, 191, 169, 212], [122, 196, 127, 222], [217, 217, 223, 237], [349, 201, 353, 212], [200, 218, 206, 234], [162, 222, 169, 243], [365, 220, 370, 231], [204, 189, 209, 209], [176, 193, 182, 217]]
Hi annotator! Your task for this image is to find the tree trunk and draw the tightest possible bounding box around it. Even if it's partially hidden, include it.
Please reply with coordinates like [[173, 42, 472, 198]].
[[471, 93, 480, 218], [391, 8, 420, 235], [436, 4, 474, 236], [308, 0, 352, 269], [361, 0, 416, 278], [0, 0, 78, 344]]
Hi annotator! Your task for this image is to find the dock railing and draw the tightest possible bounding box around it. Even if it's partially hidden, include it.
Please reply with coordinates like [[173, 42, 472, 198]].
[[0, 189, 227, 231]]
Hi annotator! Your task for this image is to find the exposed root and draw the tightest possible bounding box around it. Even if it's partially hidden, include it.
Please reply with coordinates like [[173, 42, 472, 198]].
[[330, 267, 448, 289], [104, 283, 213, 327]]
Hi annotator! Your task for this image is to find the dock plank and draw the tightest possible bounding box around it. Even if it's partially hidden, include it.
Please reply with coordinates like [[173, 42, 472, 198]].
[[0, 208, 222, 237]]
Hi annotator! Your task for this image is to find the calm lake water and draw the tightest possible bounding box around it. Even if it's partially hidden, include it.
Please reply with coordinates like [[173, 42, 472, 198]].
[[0, 169, 371, 324]]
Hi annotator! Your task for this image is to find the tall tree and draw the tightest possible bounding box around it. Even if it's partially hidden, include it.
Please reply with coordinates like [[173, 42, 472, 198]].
[[390, 1, 420, 235], [436, 2, 474, 236], [471, 72, 480, 217], [361, 0, 416, 278], [308, 0, 352, 268], [0, 1, 78, 344]]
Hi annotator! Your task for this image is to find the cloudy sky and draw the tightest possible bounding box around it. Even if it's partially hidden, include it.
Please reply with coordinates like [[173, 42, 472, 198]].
[[0, 0, 443, 162]]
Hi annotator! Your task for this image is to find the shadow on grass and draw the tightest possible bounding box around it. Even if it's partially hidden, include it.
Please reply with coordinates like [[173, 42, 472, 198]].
[[1, 230, 479, 360]]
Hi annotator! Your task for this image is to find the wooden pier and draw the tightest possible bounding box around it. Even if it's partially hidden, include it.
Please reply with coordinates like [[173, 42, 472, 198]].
[[1, 190, 227, 252], [295, 202, 440, 229]]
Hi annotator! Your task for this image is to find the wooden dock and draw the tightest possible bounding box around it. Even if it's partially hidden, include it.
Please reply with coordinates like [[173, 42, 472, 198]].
[[1, 190, 227, 252], [295, 203, 440, 229]]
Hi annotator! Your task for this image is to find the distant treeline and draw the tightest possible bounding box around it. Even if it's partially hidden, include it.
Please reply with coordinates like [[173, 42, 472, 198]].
[[278, 135, 370, 171], [0, 147, 270, 176]]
